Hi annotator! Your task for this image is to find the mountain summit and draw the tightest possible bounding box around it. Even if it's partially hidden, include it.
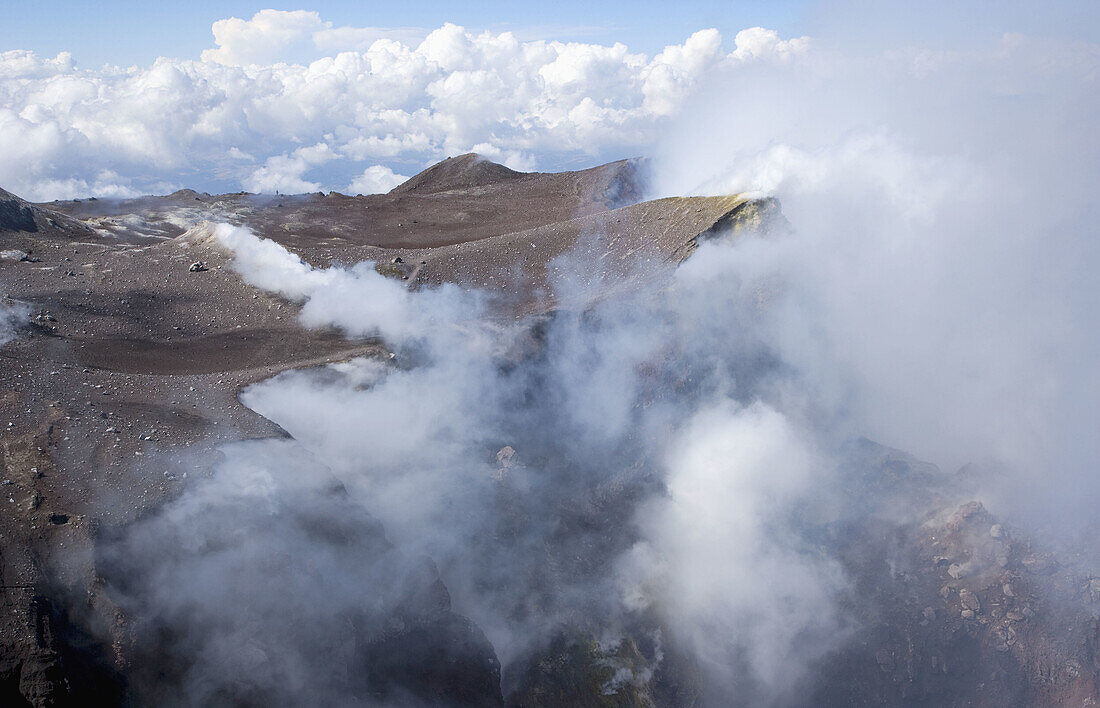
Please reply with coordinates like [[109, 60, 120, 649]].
[[389, 153, 525, 195]]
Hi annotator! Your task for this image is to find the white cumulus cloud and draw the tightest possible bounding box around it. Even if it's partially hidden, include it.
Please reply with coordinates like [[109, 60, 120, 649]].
[[346, 165, 409, 195], [0, 20, 809, 200], [242, 142, 337, 194]]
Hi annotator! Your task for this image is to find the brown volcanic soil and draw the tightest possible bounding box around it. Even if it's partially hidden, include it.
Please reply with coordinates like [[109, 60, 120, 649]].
[[47, 153, 645, 251], [1, 156, 1097, 706], [0, 156, 769, 704]]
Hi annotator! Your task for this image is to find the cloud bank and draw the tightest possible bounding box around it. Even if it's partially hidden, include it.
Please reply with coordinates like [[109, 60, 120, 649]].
[[0, 13, 806, 200]]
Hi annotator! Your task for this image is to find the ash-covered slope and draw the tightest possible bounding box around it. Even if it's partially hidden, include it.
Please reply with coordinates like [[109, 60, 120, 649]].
[[1, 154, 1097, 707], [44, 154, 646, 251], [0, 155, 771, 706]]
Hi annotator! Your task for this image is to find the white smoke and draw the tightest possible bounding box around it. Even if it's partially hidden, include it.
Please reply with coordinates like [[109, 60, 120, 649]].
[[0, 288, 28, 345], [619, 400, 845, 699], [649, 25, 1100, 529], [213, 222, 483, 343], [96, 6, 1099, 705], [98, 222, 850, 703], [99, 437, 503, 706]]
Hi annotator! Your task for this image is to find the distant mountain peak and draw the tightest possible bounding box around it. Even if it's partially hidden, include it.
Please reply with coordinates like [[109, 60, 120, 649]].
[[389, 153, 526, 195]]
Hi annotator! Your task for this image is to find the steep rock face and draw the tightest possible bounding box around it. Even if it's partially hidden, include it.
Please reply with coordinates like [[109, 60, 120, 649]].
[[496, 441, 1100, 707], [0, 591, 124, 707], [506, 630, 700, 708], [808, 455, 1100, 707], [0, 190, 38, 233], [358, 612, 504, 707], [0, 188, 97, 241], [669, 196, 787, 262]]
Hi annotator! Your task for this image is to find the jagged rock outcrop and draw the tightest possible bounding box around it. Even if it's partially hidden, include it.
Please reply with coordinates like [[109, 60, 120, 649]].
[[809, 451, 1100, 707], [0, 190, 38, 233], [0, 188, 97, 240]]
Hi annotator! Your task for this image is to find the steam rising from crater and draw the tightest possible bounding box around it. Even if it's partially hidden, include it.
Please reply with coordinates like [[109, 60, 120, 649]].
[[651, 23, 1100, 530], [103, 219, 851, 704], [0, 288, 28, 345], [100, 7, 1099, 706]]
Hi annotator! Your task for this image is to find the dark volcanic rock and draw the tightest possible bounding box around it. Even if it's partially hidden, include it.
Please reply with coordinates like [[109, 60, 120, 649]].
[[810, 482, 1100, 707], [0, 592, 124, 707], [359, 612, 503, 707], [0, 187, 101, 242], [0, 190, 38, 232]]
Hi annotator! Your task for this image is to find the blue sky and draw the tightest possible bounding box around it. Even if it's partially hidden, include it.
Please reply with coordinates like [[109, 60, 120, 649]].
[[5, 0, 1097, 68], [3, 0, 811, 67], [0, 1, 1094, 199]]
